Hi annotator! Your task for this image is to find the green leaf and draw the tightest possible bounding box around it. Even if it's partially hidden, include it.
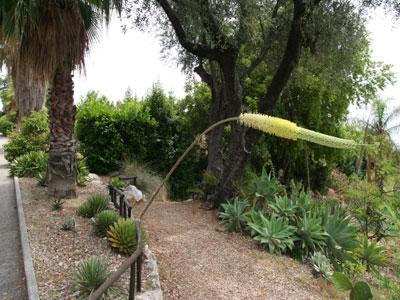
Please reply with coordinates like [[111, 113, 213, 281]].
[[332, 272, 353, 291], [350, 281, 373, 300]]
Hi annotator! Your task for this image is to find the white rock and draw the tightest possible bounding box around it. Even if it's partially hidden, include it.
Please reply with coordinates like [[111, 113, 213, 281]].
[[135, 290, 163, 300], [124, 185, 144, 202], [88, 173, 101, 181]]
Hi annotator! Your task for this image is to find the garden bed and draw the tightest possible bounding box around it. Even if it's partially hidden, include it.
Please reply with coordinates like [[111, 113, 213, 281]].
[[19, 177, 155, 299]]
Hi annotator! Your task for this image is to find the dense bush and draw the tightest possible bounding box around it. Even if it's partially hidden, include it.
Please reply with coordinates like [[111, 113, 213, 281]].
[[77, 195, 109, 218], [75, 85, 209, 199], [0, 115, 13, 136], [75, 93, 125, 173], [4, 112, 49, 162], [9, 150, 48, 177]]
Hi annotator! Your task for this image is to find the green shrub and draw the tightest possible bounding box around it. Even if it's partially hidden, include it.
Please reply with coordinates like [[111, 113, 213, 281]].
[[110, 177, 124, 190], [73, 256, 110, 297], [310, 251, 333, 279], [77, 195, 109, 218], [75, 94, 125, 174], [247, 213, 297, 254], [62, 218, 75, 231], [77, 157, 90, 186], [107, 219, 144, 254], [93, 210, 120, 237], [51, 199, 64, 211], [218, 197, 250, 232], [9, 150, 48, 177], [0, 115, 13, 136], [4, 112, 48, 162]]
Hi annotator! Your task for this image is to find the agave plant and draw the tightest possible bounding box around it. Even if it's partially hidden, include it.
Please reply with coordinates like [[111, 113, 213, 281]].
[[247, 213, 297, 254], [269, 195, 297, 224], [245, 209, 265, 236], [357, 237, 387, 272], [9, 150, 48, 177], [77, 195, 109, 218], [322, 205, 358, 266], [107, 219, 145, 254], [247, 168, 285, 208], [295, 213, 327, 257], [218, 197, 250, 232], [93, 210, 120, 237], [73, 256, 110, 297], [310, 252, 333, 279], [292, 190, 313, 217]]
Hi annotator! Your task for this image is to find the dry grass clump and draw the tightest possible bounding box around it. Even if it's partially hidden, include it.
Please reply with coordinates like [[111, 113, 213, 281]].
[[120, 159, 167, 202]]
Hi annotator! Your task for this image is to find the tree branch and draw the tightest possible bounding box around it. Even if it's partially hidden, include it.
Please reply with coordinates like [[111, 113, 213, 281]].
[[259, 0, 309, 113], [243, 0, 285, 78], [156, 0, 221, 60], [194, 61, 212, 86]]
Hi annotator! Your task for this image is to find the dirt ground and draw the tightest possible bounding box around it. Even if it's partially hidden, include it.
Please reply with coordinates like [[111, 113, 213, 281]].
[[19, 177, 152, 299], [133, 200, 339, 300], [21, 176, 339, 299]]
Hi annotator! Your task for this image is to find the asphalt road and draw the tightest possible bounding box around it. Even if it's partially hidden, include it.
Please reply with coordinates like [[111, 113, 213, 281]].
[[0, 136, 28, 299]]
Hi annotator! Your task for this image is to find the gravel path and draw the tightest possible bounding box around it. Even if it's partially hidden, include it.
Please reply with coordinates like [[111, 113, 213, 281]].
[[0, 136, 28, 300], [137, 200, 337, 300]]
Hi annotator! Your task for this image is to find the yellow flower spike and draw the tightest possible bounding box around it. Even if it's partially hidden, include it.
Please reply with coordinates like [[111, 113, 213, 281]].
[[239, 113, 299, 140], [297, 128, 357, 149], [239, 113, 358, 149]]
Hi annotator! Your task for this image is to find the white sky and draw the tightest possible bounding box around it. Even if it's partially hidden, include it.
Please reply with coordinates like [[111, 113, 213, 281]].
[[73, 20, 187, 102], [74, 8, 400, 103]]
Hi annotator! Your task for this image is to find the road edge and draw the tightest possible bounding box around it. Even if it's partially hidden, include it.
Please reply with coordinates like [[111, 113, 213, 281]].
[[14, 176, 40, 300]]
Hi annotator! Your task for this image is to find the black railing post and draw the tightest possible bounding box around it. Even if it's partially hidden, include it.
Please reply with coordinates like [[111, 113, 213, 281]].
[[135, 220, 142, 293], [128, 262, 136, 300], [119, 195, 123, 216]]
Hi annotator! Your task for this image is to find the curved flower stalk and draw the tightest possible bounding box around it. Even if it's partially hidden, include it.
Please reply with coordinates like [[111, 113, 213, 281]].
[[139, 114, 362, 220], [239, 113, 358, 149]]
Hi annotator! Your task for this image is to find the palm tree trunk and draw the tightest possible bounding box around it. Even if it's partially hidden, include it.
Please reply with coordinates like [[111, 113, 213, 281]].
[[14, 65, 46, 128], [47, 67, 77, 198]]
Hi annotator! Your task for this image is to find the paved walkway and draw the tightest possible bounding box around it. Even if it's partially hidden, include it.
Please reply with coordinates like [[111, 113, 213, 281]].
[[0, 136, 28, 300]]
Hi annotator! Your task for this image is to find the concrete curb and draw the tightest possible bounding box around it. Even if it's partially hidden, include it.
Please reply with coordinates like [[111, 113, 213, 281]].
[[14, 176, 40, 300]]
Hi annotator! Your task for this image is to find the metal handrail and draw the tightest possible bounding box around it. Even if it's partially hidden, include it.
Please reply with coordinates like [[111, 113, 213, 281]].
[[88, 185, 143, 299]]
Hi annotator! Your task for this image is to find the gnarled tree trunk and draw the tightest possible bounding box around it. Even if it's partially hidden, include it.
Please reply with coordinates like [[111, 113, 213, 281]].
[[47, 67, 77, 198], [212, 0, 308, 206]]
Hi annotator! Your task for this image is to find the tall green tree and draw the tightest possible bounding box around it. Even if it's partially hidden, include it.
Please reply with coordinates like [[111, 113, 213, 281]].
[[0, 0, 123, 197], [132, 0, 321, 206]]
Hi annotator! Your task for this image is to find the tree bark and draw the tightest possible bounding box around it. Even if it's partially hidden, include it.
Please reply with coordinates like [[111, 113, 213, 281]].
[[14, 66, 46, 127], [47, 67, 77, 198]]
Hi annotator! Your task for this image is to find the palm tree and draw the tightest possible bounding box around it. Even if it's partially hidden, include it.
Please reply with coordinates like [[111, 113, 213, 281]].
[[1, 27, 46, 127], [0, 0, 123, 197], [363, 99, 400, 192]]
